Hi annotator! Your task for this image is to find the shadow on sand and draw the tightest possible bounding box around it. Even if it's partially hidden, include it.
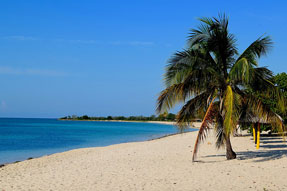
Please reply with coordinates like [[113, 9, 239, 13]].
[[201, 136, 287, 163], [237, 136, 287, 162]]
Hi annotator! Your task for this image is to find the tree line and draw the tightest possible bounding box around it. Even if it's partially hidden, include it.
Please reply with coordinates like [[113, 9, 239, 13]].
[[59, 112, 178, 122]]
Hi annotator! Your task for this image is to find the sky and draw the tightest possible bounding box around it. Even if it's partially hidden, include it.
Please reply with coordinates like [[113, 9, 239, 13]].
[[0, 0, 286, 118]]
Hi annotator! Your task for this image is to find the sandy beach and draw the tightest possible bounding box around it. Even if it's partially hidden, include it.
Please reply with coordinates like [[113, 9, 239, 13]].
[[1, 130, 287, 191]]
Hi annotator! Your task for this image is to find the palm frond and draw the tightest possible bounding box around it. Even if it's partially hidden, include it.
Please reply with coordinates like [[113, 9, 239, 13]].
[[192, 97, 217, 162], [156, 84, 185, 114], [222, 86, 241, 136], [229, 57, 251, 84], [164, 48, 217, 87], [176, 90, 215, 130], [247, 67, 286, 110], [237, 36, 273, 66], [158, 62, 220, 115], [188, 18, 212, 46], [249, 67, 274, 90], [164, 50, 196, 86], [204, 15, 238, 73], [223, 85, 234, 135], [214, 112, 225, 149], [242, 93, 285, 133]]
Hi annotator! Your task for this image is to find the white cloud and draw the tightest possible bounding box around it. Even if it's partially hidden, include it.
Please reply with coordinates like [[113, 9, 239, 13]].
[[55, 39, 99, 44], [68, 39, 99, 44], [1, 35, 155, 46], [2, 36, 38, 41], [109, 41, 155, 46], [59, 39, 154, 46], [0, 66, 68, 77]]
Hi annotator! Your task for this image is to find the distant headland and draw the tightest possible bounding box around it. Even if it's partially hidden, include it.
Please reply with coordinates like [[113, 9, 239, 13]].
[[59, 113, 179, 122]]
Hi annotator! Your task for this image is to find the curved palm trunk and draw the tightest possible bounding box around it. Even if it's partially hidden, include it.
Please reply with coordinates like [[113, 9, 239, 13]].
[[225, 134, 236, 160], [219, 96, 237, 160]]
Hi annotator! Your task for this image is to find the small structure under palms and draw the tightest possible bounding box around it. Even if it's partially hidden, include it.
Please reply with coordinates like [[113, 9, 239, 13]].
[[157, 15, 285, 161]]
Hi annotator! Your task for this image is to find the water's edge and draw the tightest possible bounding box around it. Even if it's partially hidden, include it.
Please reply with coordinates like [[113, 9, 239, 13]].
[[0, 130, 195, 168]]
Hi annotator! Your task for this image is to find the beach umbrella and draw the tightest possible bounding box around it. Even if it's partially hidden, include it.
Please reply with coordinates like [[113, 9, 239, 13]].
[[240, 114, 283, 149]]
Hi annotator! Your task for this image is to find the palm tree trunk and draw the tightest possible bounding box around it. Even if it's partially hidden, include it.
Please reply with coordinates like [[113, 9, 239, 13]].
[[225, 134, 236, 160], [252, 124, 256, 142], [219, 96, 236, 160], [256, 123, 260, 149]]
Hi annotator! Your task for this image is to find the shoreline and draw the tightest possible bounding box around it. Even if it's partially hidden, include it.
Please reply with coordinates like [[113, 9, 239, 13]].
[[0, 124, 198, 167], [0, 121, 201, 166], [1, 130, 286, 190], [0, 131, 186, 167]]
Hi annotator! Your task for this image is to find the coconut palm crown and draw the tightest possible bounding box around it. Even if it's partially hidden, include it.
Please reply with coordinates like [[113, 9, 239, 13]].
[[156, 15, 285, 161]]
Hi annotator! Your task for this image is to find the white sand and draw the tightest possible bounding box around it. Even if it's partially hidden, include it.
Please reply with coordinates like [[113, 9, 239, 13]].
[[1, 130, 287, 191]]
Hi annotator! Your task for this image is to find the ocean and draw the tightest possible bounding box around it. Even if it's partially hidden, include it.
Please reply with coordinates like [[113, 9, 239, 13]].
[[0, 118, 193, 164]]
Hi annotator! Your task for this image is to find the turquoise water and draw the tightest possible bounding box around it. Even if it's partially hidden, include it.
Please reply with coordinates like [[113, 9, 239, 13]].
[[0, 118, 193, 164]]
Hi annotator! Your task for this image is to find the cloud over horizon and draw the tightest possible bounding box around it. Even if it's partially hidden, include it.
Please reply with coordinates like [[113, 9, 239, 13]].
[[1, 35, 38, 41], [1, 35, 155, 46], [0, 66, 68, 77]]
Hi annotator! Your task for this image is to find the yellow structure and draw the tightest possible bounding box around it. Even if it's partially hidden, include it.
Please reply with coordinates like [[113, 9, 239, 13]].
[[252, 123, 261, 149]]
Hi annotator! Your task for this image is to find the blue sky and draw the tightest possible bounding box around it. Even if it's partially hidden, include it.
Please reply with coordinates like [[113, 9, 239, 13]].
[[0, 0, 286, 118]]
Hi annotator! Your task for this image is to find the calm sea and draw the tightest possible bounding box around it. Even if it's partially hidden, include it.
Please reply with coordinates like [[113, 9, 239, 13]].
[[0, 118, 193, 164]]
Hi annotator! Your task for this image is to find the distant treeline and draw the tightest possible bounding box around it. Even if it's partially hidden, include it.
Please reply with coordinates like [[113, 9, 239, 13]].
[[59, 113, 178, 122]]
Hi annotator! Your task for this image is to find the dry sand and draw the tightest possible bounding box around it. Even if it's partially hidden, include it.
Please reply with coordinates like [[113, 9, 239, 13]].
[[1, 130, 287, 191]]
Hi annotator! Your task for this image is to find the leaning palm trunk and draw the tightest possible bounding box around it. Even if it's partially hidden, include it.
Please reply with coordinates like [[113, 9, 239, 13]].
[[157, 14, 285, 161], [225, 134, 236, 159]]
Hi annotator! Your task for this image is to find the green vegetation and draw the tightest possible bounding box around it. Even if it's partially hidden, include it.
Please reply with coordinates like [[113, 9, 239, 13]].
[[242, 72, 287, 133], [59, 112, 179, 122], [157, 15, 285, 161], [272, 72, 287, 123]]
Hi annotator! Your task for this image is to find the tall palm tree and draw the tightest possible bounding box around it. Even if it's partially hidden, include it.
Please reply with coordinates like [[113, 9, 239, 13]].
[[156, 15, 285, 161]]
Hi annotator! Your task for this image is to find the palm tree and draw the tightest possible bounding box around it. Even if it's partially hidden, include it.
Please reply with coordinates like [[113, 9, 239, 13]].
[[156, 15, 285, 161]]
